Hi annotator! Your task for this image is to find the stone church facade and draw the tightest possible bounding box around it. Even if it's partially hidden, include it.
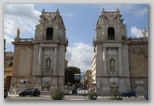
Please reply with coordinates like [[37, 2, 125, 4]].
[[10, 9, 68, 94], [93, 8, 148, 96]]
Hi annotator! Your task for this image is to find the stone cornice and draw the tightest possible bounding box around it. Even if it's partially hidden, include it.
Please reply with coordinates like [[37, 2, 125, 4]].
[[12, 42, 33, 45], [33, 75, 65, 77], [96, 75, 148, 78]]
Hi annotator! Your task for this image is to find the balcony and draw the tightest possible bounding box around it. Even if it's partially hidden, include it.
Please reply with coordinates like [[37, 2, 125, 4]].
[[14, 37, 34, 43], [33, 37, 68, 46], [19, 38, 34, 42]]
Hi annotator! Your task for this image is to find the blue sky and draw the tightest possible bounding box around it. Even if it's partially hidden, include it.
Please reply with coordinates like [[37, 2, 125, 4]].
[[4, 4, 148, 72]]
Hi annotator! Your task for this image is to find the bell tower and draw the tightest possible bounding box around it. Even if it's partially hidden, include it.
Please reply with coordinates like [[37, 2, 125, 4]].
[[93, 8, 130, 96], [32, 9, 68, 92], [95, 8, 127, 41]]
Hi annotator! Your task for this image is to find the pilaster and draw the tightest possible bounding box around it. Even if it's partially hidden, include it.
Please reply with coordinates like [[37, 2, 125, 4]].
[[53, 47, 58, 88], [118, 47, 123, 76], [103, 47, 107, 75], [38, 46, 42, 75]]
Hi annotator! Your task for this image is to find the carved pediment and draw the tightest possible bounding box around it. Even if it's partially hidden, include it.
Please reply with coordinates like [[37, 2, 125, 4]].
[[104, 12, 119, 20]]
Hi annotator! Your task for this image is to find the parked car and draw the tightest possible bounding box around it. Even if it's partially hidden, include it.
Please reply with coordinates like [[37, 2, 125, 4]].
[[120, 90, 137, 97], [19, 88, 40, 97], [4, 88, 8, 98], [72, 88, 77, 94], [144, 94, 148, 100]]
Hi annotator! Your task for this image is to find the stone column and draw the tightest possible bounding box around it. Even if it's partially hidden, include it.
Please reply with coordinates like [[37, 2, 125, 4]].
[[38, 46, 42, 75], [118, 47, 123, 76], [103, 47, 107, 75]]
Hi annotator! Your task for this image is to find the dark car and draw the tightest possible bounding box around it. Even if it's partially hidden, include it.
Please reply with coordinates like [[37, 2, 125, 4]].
[[4, 88, 8, 98], [19, 88, 40, 97], [144, 94, 148, 100], [72, 88, 77, 94], [120, 90, 136, 97]]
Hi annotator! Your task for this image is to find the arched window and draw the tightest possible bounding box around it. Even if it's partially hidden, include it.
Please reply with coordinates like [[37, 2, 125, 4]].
[[46, 27, 53, 40], [45, 58, 51, 70], [108, 27, 115, 40]]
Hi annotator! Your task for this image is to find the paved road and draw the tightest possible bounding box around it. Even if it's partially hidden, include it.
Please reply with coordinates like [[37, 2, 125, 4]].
[[4, 90, 147, 101], [4, 94, 147, 101]]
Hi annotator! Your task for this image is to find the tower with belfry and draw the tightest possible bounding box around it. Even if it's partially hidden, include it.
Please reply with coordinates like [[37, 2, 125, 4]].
[[10, 9, 68, 94], [93, 8, 148, 96]]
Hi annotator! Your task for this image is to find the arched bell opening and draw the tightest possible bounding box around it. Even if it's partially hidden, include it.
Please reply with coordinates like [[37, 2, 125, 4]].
[[46, 27, 53, 40], [108, 27, 115, 40]]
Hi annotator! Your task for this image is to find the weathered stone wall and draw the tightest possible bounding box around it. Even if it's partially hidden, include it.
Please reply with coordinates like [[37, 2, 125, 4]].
[[128, 43, 148, 95], [18, 45, 33, 75], [10, 43, 33, 94]]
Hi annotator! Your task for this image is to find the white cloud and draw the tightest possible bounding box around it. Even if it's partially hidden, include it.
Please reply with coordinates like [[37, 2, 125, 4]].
[[66, 42, 93, 72], [4, 4, 41, 44], [130, 26, 148, 38]]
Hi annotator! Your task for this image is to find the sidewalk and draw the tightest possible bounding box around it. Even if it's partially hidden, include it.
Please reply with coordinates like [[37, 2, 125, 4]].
[[6, 93, 147, 101], [8, 93, 18, 97]]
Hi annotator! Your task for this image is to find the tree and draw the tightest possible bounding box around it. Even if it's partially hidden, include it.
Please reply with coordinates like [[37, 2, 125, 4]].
[[65, 66, 81, 85]]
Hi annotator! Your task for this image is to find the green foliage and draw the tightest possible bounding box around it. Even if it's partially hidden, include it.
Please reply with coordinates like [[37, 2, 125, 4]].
[[112, 89, 120, 98], [88, 91, 98, 100], [51, 88, 64, 100], [65, 66, 81, 85], [109, 97, 122, 100], [109, 89, 122, 100]]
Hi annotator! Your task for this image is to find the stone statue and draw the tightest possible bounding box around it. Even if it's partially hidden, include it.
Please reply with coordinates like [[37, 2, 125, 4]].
[[46, 58, 51, 70], [110, 59, 115, 72], [47, 59, 50, 70], [17, 28, 20, 37], [117, 8, 120, 12], [142, 27, 147, 37]]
